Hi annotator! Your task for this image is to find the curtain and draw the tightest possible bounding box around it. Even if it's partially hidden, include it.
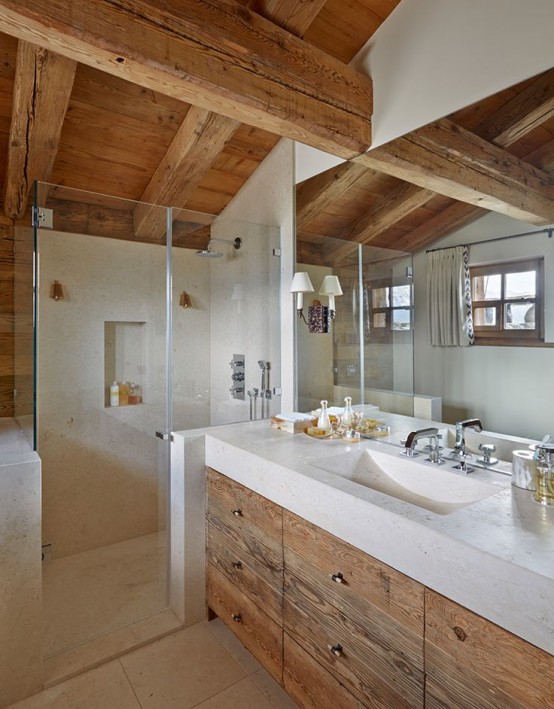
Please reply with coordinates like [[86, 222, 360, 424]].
[[427, 246, 474, 347]]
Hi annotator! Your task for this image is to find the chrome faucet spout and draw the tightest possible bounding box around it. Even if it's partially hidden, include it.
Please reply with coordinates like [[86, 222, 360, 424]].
[[454, 418, 483, 456], [404, 427, 439, 454]]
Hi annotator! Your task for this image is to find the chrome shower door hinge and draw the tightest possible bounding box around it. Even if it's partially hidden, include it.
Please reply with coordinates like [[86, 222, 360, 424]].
[[272, 248, 281, 257], [32, 207, 53, 229]]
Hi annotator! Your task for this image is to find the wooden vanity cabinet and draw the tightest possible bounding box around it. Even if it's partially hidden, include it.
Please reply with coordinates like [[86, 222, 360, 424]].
[[283, 510, 425, 709], [425, 590, 554, 709], [206, 468, 283, 681], [205, 469, 553, 709]]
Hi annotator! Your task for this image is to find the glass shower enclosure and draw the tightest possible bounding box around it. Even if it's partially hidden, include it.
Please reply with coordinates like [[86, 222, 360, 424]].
[[33, 183, 281, 661]]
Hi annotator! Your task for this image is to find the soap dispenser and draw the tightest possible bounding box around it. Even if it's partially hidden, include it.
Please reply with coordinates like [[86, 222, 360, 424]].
[[317, 400, 331, 431]]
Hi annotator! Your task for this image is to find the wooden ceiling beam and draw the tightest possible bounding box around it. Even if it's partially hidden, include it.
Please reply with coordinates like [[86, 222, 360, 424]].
[[354, 118, 554, 225], [248, 0, 328, 36], [3, 41, 76, 219], [134, 107, 239, 240], [134, 0, 327, 241], [477, 68, 554, 147], [296, 162, 368, 228], [0, 0, 372, 159]]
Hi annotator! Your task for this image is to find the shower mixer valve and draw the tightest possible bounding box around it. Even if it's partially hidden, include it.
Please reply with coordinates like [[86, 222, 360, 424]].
[[229, 354, 245, 400]]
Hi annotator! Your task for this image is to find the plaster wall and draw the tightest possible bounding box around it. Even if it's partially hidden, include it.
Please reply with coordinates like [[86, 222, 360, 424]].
[[212, 139, 295, 417], [414, 213, 554, 439]]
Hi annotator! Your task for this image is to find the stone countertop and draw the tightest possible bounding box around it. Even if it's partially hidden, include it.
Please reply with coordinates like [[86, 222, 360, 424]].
[[175, 412, 554, 655]]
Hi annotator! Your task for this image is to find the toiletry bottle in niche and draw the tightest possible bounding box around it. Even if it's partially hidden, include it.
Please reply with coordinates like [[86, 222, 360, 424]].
[[119, 381, 130, 406], [129, 383, 137, 405], [318, 400, 331, 431], [343, 396, 354, 426], [110, 381, 119, 407]]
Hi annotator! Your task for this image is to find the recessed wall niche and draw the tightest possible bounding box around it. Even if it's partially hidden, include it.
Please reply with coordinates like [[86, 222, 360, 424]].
[[104, 321, 146, 407]]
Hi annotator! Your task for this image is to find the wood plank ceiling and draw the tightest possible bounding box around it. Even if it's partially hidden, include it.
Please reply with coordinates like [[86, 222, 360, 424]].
[[0, 0, 552, 260]]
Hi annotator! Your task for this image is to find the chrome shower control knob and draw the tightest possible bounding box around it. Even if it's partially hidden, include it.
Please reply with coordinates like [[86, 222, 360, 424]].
[[231, 508, 243, 517], [232, 561, 242, 570], [331, 572, 344, 584], [231, 613, 242, 623]]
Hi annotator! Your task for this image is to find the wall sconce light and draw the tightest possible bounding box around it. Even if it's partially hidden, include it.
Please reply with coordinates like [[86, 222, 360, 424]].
[[179, 291, 192, 308], [290, 272, 343, 333], [50, 280, 65, 301]]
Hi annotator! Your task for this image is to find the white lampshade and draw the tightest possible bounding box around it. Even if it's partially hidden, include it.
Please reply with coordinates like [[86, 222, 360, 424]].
[[318, 275, 343, 296], [290, 272, 314, 311], [290, 272, 314, 294], [319, 275, 342, 311]]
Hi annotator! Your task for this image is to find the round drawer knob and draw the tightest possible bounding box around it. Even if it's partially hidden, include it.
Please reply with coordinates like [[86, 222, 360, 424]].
[[232, 613, 242, 623], [232, 561, 243, 570], [331, 572, 344, 584], [330, 643, 343, 657], [231, 508, 243, 517]]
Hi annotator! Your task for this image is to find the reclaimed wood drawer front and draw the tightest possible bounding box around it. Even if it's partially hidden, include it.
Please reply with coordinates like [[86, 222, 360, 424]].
[[284, 571, 424, 708], [207, 562, 283, 683], [283, 510, 424, 636], [207, 467, 282, 546], [283, 633, 367, 709], [207, 520, 283, 624], [425, 590, 554, 709]]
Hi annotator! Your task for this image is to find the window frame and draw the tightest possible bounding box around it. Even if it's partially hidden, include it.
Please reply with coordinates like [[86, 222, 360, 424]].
[[470, 257, 544, 346], [365, 278, 413, 343]]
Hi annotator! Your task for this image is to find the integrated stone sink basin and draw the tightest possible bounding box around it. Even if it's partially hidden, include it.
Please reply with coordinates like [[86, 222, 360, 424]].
[[310, 447, 507, 515]]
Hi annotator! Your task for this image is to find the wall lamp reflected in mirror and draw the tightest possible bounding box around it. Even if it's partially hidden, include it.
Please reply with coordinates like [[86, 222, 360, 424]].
[[290, 272, 343, 333], [50, 280, 65, 301], [179, 291, 192, 308]]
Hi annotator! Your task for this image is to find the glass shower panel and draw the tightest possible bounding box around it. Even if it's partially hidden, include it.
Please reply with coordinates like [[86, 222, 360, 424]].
[[35, 183, 172, 657], [296, 233, 414, 416], [361, 244, 414, 416], [171, 209, 281, 429]]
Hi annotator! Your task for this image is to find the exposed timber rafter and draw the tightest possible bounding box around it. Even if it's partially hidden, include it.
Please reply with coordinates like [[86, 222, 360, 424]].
[[3, 40, 76, 219], [133, 107, 239, 240], [354, 118, 554, 225], [0, 0, 372, 159], [298, 69, 554, 255], [296, 162, 369, 228], [134, 0, 329, 241], [248, 0, 328, 36]]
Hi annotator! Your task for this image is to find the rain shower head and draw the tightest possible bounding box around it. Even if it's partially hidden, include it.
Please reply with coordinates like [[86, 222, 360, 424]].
[[196, 246, 223, 258], [196, 237, 242, 258]]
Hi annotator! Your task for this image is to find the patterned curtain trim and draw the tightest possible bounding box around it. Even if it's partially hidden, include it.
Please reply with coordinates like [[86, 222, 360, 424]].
[[462, 246, 474, 345]]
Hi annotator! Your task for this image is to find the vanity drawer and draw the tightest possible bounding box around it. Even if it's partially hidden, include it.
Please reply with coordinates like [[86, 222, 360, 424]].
[[283, 510, 424, 635], [207, 467, 282, 546], [207, 519, 283, 624], [425, 590, 554, 709], [284, 570, 424, 708], [207, 562, 283, 682], [284, 633, 366, 709]]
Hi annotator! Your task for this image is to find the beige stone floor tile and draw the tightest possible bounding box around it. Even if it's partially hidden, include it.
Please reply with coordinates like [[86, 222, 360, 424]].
[[5, 661, 140, 709], [43, 532, 167, 656], [251, 668, 299, 708], [191, 677, 273, 708], [119, 621, 246, 708], [206, 618, 264, 675]]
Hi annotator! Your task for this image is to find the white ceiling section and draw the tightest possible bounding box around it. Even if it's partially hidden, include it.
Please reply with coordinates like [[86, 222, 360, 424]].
[[355, 0, 554, 149]]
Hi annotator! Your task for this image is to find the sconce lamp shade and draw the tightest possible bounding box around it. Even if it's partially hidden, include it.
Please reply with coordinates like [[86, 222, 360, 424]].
[[290, 272, 314, 311], [179, 291, 192, 308], [50, 280, 65, 301], [319, 275, 342, 310]]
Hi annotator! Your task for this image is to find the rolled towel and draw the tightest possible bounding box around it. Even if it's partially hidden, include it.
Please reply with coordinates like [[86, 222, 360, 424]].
[[511, 450, 537, 490]]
